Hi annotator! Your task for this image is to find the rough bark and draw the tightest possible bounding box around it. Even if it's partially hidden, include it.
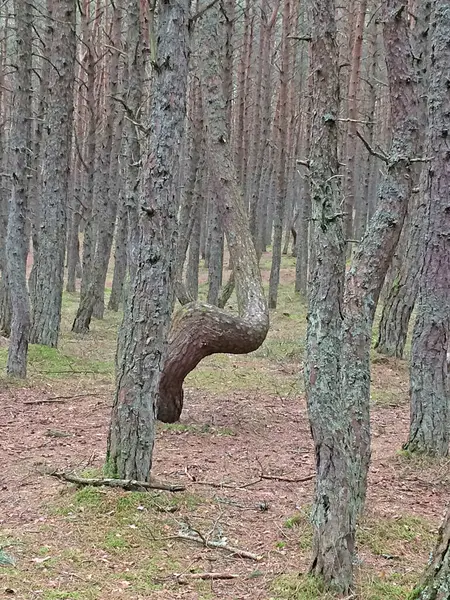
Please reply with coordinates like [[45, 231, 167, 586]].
[[305, 0, 348, 590], [30, 0, 76, 347], [339, 0, 421, 519], [342, 0, 367, 244], [108, 196, 128, 311], [268, 0, 290, 309], [375, 0, 432, 358], [6, 0, 33, 377], [72, 5, 97, 332], [412, 506, 450, 600], [156, 0, 269, 424], [73, 2, 123, 329], [404, 0, 450, 457], [106, 0, 191, 481]]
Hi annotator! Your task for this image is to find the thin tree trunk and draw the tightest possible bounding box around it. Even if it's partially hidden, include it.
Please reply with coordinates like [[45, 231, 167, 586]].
[[268, 0, 290, 308], [6, 0, 33, 376], [30, 0, 76, 347], [108, 196, 128, 311]]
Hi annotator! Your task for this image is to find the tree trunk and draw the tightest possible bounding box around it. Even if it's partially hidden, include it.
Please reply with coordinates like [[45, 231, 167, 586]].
[[404, 0, 450, 457], [412, 506, 450, 600], [156, 0, 270, 424], [305, 0, 348, 591], [30, 0, 76, 347], [6, 0, 33, 377], [268, 2, 290, 309], [72, 8, 97, 333], [108, 197, 128, 312], [342, 0, 367, 246], [106, 0, 191, 481]]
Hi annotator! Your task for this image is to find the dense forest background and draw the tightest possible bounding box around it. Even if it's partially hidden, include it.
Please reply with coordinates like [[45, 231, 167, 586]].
[[0, 0, 449, 598]]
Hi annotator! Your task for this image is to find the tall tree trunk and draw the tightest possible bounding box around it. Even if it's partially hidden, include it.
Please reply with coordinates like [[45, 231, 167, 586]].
[[342, 0, 367, 246], [30, 0, 76, 347], [6, 0, 33, 377], [106, 0, 191, 481], [72, 4, 97, 332], [108, 196, 128, 311], [156, 0, 270, 424], [404, 0, 450, 457], [268, 0, 290, 308], [305, 0, 348, 590]]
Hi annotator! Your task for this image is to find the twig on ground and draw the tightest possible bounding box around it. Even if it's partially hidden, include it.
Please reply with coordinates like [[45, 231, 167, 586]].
[[24, 393, 104, 405], [260, 473, 315, 483], [175, 532, 263, 561], [176, 572, 240, 583], [49, 471, 185, 492]]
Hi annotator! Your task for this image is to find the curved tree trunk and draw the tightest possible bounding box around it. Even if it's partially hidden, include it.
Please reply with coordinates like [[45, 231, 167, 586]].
[[156, 0, 269, 424]]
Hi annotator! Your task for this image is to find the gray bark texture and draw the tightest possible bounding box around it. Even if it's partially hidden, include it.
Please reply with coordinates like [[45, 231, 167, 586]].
[[304, 0, 349, 591], [404, 0, 450, 457], [340, 0, 421, 512], [305, 0, 419, 592], [412, 506, 450, 600], [108, 196, 128, 311], [156, 0, 269, 424], [268, 0, 290, 309], [106, 0, 191, 481], [30, 0, 76, 347], [6, 0, 33, 377]]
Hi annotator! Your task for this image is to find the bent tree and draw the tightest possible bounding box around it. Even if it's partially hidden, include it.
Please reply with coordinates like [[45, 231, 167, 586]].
[[404, 0, 450, 457], [106, 0, 191, 481], [156, 0, 269, 424]]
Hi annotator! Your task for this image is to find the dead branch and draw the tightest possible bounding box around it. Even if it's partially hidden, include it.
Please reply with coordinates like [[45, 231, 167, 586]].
[[176, 572, 239, 583], [23, 393, 103, 405], [260, 473, 315, 483], [50, 471, 185, 492], [175, 532, 263, 561], [356, 130, 389, 163]]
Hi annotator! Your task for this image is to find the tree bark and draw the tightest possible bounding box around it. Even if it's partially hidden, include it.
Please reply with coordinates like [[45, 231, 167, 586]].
[[268, 0, 291, 309], [305, 0, 349, 590], [156, 0, 269, 424], [412, 506, 450, 600], [404, 0, 450, 457], [106, 0, 191, 480], [30, 0, 76, 347], [6, 0, 33, 377], [108, 196, 128, 311]]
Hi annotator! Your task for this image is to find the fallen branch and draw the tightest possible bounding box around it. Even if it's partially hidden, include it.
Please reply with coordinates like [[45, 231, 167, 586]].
[[176, 572, 239, 583], [176, 532, 263, 561], [50, 471, 185, 492], [24, 393, 103, 405], [261, 473, 315, 483]]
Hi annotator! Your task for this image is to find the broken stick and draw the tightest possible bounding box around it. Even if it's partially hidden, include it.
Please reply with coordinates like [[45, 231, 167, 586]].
[[176, 533, 263, 561], [176, 572, 239, 583], [50, 471, 185, 492]]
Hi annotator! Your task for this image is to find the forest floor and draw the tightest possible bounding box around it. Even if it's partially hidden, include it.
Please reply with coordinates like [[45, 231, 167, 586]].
[[1, 253, 449, 600]]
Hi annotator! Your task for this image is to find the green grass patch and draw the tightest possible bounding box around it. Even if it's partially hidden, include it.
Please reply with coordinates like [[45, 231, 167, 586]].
[[358, 514, 434, 557]]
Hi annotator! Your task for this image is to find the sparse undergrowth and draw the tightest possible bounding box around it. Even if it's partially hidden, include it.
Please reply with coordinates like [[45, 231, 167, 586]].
[[0, 253, 439, 599]]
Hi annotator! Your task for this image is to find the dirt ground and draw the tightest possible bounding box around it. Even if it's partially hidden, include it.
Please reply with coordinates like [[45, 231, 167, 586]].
[[1, 369, 448, 599]]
